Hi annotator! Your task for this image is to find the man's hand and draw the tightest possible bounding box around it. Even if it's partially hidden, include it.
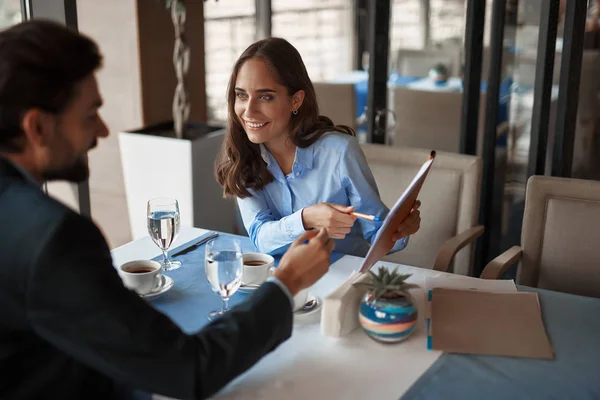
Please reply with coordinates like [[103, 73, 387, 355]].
[[273, 228, 334, 296], [301, 203, 357, 239], [392, 200, 421, 242]]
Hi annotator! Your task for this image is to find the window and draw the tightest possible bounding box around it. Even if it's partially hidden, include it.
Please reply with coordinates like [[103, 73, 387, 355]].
[[390, 0, 422, 50], [203, 0, 354, 122], [430, 0, 465, 46], [272, 0, 353, 82], [0, 0, 22, 30], [390, 0, 465, 51], [204, 0, 255, 122]]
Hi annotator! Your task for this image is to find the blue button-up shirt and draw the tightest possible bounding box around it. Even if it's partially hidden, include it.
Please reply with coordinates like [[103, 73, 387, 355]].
[[237, 132, 408, 256]]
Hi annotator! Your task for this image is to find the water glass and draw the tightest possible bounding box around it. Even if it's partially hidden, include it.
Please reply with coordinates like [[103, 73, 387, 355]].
[[205, 238, 243, 321], [147, 197, 181, 271]]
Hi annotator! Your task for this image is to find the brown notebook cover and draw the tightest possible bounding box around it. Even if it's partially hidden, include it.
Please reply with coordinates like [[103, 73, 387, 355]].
[[431, 288, 555, 360], [360, 151, 436, 273]]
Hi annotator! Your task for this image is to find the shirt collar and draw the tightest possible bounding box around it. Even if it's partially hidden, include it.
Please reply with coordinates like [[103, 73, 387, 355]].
[[259, 143, 314, 170], [259, 144, 271, 165], [294, 145, 314, 170]]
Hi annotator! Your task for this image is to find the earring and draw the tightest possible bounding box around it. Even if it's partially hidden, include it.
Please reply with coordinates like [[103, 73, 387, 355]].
[[292, 109, 298, 115]]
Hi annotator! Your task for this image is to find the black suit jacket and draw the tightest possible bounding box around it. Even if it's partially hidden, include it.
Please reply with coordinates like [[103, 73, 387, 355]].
[[0, 157, 293, 399]]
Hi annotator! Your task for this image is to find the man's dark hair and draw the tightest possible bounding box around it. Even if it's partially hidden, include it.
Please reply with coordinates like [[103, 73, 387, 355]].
[[0, 19, 102, 152]]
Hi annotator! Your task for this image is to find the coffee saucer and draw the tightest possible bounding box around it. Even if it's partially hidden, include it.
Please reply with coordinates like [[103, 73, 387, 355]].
[[294, 293, 322, 316], [238, 282, 262, 294], [140, 275, 174, 300]]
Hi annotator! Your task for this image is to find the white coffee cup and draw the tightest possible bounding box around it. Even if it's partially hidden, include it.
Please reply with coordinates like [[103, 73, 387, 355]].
[[242, 253, 275, 285], [293, 288, 309, 312], [119, 260, 166, 295]]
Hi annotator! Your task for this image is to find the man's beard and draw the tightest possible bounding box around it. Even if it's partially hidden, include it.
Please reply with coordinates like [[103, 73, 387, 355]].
[[43, 154, 90, 183], [42, 128, 95, 183]]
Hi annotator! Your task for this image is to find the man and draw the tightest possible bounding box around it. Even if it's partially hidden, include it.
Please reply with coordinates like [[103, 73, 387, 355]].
[[0, 20, 334, 399]]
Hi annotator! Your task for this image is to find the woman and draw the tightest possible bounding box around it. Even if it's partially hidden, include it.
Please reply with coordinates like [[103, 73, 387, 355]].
[[216, 37, 421, 256]]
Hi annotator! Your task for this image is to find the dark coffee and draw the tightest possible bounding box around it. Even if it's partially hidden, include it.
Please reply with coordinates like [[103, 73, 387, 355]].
[[126, 267, 156, 274], [244, 261, 267, 266]]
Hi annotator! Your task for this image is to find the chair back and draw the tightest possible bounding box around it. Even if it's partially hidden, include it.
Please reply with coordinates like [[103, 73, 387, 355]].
[[394, 49, 461, 77], [313, 82, 356, 128], [361, 144, 481, 275], [390, 87, 487, 155], [519, 176, 600, 297]]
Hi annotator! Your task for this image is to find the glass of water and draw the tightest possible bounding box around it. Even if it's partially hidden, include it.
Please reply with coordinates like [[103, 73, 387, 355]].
[[205, 238, 243, 321], [147, 198, 181, 271]]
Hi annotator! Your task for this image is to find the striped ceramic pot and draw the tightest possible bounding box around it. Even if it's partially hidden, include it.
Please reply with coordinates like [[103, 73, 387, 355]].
[[358, 291, 418, 343]]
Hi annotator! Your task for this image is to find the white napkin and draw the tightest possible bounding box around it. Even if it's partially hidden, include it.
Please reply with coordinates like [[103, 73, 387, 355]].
[[320, 271, 370, 337]]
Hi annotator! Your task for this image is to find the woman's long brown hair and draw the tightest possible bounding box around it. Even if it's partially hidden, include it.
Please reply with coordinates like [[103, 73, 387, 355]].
[[215, 37, 354, 198]]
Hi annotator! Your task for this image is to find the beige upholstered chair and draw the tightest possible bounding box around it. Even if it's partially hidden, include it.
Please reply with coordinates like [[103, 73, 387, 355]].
[[390, 88, 500, 156], [361, 144, 483, 275], [394, 49, 462, 77], [482, 176, 600, 298], [312, 82, 356, 128]]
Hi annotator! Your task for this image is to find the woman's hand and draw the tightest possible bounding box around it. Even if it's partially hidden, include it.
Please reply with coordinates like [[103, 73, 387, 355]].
[[302, 203, 357, 239], [392, 200, 421, 242]]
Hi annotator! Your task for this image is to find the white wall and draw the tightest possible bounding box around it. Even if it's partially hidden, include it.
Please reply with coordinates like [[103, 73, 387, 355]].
[[76, 0, 142, 247]]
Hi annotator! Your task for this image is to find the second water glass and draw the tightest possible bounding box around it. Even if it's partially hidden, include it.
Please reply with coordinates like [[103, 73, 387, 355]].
[[205, 238, 243, 320]]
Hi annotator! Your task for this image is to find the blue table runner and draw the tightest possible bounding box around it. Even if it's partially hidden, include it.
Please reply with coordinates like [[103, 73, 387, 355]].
[[150, 232, 343, 333]]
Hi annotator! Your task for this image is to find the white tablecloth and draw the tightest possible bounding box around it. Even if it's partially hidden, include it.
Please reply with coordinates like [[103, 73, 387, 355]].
[[406, 77, 463, 92]]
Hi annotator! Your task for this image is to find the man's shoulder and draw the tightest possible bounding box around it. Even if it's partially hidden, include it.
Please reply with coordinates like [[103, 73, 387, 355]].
[[1, 178, 80, 224], [0, 179, 106, 302], [0, 178, 100, 257]]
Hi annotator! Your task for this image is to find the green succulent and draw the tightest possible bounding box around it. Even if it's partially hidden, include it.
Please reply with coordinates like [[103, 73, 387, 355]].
[[354, 266, 420, 301]]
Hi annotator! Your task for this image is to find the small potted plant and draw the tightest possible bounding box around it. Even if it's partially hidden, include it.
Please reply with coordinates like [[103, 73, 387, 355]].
[[355, 266, 419, 343], [428, 62, 449, 86]]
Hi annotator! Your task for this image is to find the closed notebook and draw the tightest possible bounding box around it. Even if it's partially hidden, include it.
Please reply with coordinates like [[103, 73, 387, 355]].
[[431, 288, 554, 360], [424, 277, 517, 350]]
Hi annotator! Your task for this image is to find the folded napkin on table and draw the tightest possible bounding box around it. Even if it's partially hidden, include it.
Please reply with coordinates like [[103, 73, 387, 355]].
[[321, 271, 370, 337]]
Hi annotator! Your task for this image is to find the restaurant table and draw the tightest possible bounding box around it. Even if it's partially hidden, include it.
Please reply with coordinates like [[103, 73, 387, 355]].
[[331, 71, 512, 124], [111, 227, 600, 399], [332, 70, 420, 121], [403, 285, 600, 399]]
